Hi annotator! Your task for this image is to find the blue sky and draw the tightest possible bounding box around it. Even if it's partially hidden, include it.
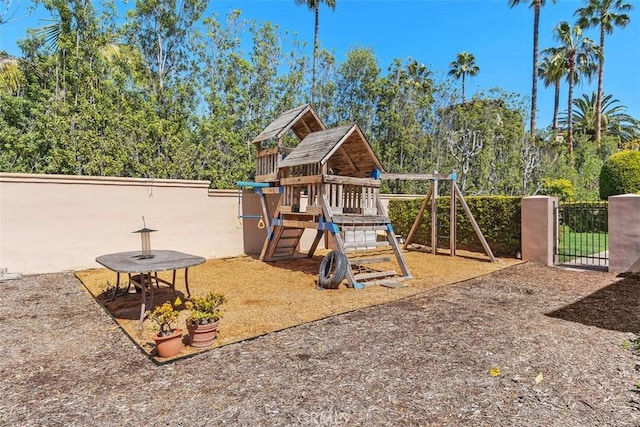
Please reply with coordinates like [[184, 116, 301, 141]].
[[1, 0, 638, 129]]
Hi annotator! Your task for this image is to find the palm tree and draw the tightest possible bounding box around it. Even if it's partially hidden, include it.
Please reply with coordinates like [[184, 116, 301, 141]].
[[575, 0, 633, 145], [508, 0, 556, 136], [448, 51, 479, 102], [549, 21, 601, 155], [294, 0, 336, 105], [538, 47, 565, 136], [560, 91, 640, 143]]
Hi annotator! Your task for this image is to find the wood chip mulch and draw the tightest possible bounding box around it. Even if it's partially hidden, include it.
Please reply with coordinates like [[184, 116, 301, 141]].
[[2, 259, 640, 426]]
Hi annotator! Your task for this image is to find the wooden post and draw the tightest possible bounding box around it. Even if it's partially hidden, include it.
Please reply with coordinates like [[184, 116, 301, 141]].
[[450, 180, 456, 257], [431, 177, 439, 255]]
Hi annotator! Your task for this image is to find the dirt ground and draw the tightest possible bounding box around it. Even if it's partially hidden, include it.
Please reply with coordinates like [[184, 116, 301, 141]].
[[2, 253, 640, 426], [75, 249, 519, 361]]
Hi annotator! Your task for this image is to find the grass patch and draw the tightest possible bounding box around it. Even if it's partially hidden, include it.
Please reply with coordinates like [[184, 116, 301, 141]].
[[558, 227, 609, 262]]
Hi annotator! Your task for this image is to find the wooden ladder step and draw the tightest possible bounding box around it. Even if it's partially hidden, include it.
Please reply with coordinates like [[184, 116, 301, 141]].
[[279, 235, 302, 241], [377, 279, 407, 289], [274, 248, 296, 257], [349, 256, 392, 266], [354, 270, 397, 281]]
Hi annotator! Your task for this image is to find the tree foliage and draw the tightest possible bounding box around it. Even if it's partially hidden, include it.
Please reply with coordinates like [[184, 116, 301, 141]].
[[0, 1, 636, 202]]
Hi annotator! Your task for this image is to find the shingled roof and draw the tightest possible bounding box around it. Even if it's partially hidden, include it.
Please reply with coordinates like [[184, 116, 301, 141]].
[[278, 123, 384, 177], [251, 104, 325, 145]]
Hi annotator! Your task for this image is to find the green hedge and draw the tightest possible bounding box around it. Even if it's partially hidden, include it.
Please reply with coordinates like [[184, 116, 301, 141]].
[[560, 202, 608, 233], [388, 196, 521, 257], [599, 150, 640, 200]]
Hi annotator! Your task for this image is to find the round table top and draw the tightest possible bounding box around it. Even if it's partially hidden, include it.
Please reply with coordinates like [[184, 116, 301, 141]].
[[95, 250, 206, 273]]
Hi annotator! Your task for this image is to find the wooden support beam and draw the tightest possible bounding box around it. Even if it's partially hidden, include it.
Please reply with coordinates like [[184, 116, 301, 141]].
[[431, 178, 439, 255], [377, 199, 412, 278], [381, 173, 453, 181], [403, 186, 433, 250], [450, 180, 456, 257], [453, 182, 496, 262], [308, 230, 324, 257]]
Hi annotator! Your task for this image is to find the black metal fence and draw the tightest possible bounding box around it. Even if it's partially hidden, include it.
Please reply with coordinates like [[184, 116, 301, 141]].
[[555, 201, 609, 268]]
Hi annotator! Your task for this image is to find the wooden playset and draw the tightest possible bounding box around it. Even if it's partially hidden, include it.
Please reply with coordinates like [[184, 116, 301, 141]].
[[241, 104, 495, 289]]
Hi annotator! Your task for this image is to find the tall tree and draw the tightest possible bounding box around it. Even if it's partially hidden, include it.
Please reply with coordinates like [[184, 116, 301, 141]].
[[447, 51, 479, 102], [508, 0, 555, 136], [375, 58, 434, 180], [294, 0, 336, 105], [334, 46, 379, 135], [549, 21, 601, 155], [538, 47, 565, 136], [575, 0, 633, 145]]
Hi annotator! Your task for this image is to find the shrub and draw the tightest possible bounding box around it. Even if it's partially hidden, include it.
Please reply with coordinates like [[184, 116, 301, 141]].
[[540, 178, 574, 202], [599, 150, 640, 200]]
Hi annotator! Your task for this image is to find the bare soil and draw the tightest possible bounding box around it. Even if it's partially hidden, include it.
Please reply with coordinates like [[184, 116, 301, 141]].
[[2, 254, 640, 426]]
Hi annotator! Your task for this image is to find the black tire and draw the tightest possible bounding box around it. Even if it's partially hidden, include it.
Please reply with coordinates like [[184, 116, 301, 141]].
[[318, 251, 348, 289]]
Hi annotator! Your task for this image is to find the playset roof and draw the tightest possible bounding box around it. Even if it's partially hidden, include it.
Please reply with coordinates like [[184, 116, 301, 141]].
[[278, 123, 384, 177], [251, 104, 325, 145]]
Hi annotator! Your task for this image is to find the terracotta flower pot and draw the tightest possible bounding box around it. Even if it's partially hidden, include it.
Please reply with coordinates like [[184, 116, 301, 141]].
[[153, 328, 184, 358], [187, 320, 220, 348]]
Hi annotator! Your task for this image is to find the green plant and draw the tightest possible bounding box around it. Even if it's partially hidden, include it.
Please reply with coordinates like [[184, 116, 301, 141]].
[[185, 292, 226, 326], [541, 178, 574, 201], [147, 301, 180, 336], [599, 150, 640, 200]]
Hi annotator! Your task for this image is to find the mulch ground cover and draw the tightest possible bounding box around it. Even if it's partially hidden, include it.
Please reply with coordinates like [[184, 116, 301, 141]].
[[2, 259, 640, 425], [75, 249, 519, 362]]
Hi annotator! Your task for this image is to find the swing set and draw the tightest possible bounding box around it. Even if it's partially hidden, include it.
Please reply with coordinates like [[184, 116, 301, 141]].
[[382, 172, 496, 262]]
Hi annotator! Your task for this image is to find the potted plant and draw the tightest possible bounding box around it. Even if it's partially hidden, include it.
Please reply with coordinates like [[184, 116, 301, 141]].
[[185, 292, 226, 348], [147, 301, 184, 358]]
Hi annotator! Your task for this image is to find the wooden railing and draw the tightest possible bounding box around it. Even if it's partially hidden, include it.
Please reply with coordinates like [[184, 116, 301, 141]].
[[255, 147, 294, 182], [279, 175, 380, 215]]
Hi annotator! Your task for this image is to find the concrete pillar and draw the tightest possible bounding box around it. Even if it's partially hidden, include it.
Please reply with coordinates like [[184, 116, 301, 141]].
[[521, 196, 557, 266], [608, 194, 640, 273]]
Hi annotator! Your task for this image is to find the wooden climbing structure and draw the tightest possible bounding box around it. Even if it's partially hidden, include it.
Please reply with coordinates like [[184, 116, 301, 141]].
[[248, 104, 412, 289]]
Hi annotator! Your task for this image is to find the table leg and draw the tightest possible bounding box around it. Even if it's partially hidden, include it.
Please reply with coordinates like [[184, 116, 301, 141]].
[[184, 267, 191, 298], [172, 269, 177, 295], [138, 273, 150, 330], [110, 272, 121, 301]]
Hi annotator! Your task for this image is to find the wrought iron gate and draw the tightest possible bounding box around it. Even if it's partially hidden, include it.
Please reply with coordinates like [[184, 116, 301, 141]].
[[555, 201, 609, 268]]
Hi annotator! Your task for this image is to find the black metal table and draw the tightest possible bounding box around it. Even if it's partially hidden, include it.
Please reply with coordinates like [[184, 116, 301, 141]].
[[95, 250, 206, 329]]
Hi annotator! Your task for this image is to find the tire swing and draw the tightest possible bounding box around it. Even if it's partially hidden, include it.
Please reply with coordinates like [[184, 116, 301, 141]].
[[318, 251, 348, 289]]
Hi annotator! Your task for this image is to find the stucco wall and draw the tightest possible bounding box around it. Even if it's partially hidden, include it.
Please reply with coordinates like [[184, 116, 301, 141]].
[[0, 174, 240, 274], [0, 173, 410, 275]]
